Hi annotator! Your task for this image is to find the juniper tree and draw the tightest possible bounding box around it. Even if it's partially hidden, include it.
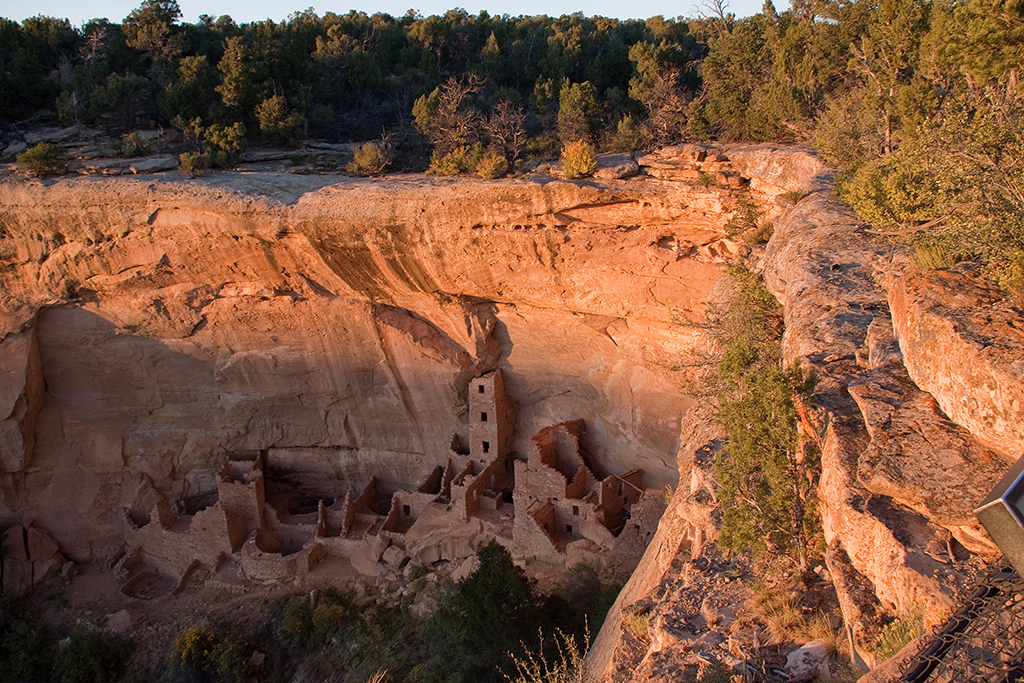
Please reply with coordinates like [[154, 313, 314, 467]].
[[709, 268, 819, 571]]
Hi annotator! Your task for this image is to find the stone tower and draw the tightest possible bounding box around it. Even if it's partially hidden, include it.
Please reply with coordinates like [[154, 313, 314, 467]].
[[468, 370, 516, 461]]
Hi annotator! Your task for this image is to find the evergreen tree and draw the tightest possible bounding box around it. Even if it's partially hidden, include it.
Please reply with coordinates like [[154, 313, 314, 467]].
[[422, 540, 541, 683]]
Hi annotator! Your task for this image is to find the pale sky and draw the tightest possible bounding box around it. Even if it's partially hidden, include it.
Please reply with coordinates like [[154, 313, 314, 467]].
[[3, 0, 779, 26]]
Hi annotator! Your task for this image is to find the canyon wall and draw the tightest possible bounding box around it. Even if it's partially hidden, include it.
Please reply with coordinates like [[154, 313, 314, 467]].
[[0, 161, 753, 562], [588, 151, 1024, 680], [3, 145, 1021, 680]]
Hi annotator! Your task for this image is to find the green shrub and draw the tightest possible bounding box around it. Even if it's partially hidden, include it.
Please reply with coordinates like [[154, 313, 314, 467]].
[[428, 145, 481, 175], [206, 122, 247, 167], [710, 268, 820, 571], [54, 632, 125, 683], [173, 625, 218, 675], [179, 152, 211, 177], [743, 222, 775, 245], [256, 94, 301, 145], [277, 594, 314, 646], [347, 142, 391, 176], [724, 199, 764, 238], [610, 115, 651, 152], [113, 132, 148, 158], [210, 629, 253, 683], [914, 237, 959, 270], [0, 597, 52, 682], [171, 625, 253, 683], [476, 151, 508, 179], [16, 143, 67, 177], [626, 611, 649, 641], [560, 140, 596, 179]]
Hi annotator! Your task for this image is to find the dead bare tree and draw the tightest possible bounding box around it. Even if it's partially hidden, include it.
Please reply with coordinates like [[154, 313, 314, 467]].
[[694, 0, 733, 36], [429, 73, 485, 155], [485, 101, 527, 165]]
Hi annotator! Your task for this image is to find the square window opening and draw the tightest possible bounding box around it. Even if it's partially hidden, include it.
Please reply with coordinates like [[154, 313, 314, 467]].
[[483, 441, 490, 453]]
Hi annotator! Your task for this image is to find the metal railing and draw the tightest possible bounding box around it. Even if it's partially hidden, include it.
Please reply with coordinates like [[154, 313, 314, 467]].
[[900, 564, 1024, 682]]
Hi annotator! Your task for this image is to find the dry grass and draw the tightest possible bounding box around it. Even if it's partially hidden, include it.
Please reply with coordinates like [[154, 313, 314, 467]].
[[746, 585, 847, 654], [626, 611, 650, 642], [505, 629, 588, 683]]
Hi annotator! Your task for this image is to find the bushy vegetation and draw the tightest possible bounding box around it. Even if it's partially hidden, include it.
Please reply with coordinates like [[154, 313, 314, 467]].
[[0, 596, 51, 683], [16, 142, 67, 176], [560, 140, 597, 179], [708, 267, 821, 571], [874, 610, 925, 663], [347, 141, 392, 176], [54, 632, 127, 683]]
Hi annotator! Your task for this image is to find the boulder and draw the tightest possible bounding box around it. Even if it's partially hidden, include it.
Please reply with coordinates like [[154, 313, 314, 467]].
[[784, 640, 830, 682], [381, 545, 408, 569], [594, 154, 639, 179], [2, 525, 27, 561], [27, 526, 60, 561], [129, 156, 179, 174], [888, 265, 1024, 459], [106, 609, 134, 633], [849, 364, 1008, 553], [3, 141, 27, 159]]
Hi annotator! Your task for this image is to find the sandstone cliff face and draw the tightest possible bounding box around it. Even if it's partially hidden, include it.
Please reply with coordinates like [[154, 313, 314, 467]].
[[0, 167, 756, 561], [589, 151, 1024, 680], [3, 145, 1021, 680]]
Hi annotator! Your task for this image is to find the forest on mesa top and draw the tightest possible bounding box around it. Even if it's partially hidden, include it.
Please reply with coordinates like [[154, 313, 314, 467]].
[[1, 0, 1022, 292]]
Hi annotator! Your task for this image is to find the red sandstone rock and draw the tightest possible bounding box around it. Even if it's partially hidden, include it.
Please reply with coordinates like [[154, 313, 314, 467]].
[[888, 265, 1024, 458]]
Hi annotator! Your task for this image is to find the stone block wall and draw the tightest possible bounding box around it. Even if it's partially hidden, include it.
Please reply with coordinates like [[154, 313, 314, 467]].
[[469, 370, 516, 460], [129, 503, 234, 577]]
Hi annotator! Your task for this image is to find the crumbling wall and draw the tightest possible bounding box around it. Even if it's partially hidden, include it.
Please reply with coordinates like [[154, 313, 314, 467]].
[[567, 466, 588, 500], [452, 456, 510, 521], [514, 499, 561, 563], [129, 503, 234, 577], [345, 479, 377, 534], [263, 506, 313, 554], [317, 496, 348, 537], [517, 455, 568, 503], [217, 461, 264, 540], [238, 533, 298, 580]]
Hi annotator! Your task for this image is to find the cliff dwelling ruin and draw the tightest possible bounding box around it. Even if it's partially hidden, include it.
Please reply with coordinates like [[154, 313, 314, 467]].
[[15, 370, 660, 600]]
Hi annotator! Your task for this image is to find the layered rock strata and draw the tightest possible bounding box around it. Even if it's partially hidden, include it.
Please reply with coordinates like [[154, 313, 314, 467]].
[[589, 152, 1023, 680], [2, 144, 1021, 680], [0, 157, 764, 562]]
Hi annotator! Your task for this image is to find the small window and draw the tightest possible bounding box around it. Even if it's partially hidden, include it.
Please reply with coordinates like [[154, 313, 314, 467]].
[[566, 524, 572, 533], [403, 505, 411, 516], [483, 441, 490, 453], [481, 412, 488, 422], [572, 505, 579, 516], [478, 385, 485, 393]]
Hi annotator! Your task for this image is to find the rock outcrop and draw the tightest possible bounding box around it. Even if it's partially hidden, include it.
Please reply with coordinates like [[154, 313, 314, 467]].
[[2, 144, 1022, 680], [588, 148, 1023, 680], [0, 167, 754, 562]]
